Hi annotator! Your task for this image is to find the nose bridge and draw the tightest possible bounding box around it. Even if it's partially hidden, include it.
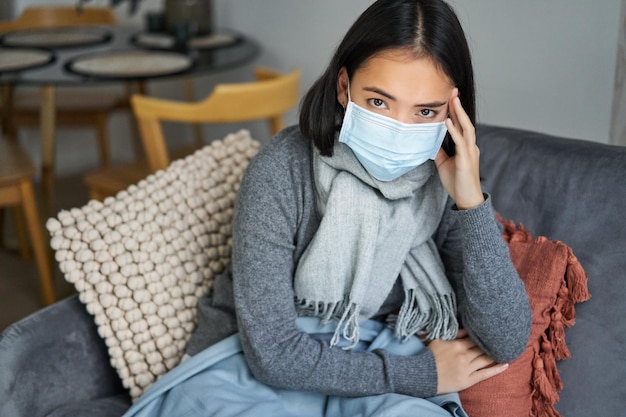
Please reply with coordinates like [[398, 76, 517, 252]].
[[391, 106, 415, 124]]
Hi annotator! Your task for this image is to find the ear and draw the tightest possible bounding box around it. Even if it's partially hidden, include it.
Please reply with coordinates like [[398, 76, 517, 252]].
[[336, 67, 349, 107]]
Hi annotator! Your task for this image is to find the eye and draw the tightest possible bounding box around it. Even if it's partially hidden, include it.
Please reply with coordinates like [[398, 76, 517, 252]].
[[368, 98, 387, 109], [418, 109, 437, 119]]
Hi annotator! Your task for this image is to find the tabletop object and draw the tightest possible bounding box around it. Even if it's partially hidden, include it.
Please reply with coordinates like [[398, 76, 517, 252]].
[[67, 50, 193, 78], [0, 47, 53, 72], [132, 32, 238, 50]]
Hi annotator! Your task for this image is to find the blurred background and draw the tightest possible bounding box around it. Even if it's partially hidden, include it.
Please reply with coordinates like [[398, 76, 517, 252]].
[[3, 0, 624, 179]]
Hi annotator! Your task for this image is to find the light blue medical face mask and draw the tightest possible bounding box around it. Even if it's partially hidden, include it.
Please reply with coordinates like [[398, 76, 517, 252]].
[[338, 84, 448, 182]]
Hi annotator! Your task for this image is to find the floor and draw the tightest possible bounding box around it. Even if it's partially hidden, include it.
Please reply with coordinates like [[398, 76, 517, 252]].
[[0, 174, 88, 332]]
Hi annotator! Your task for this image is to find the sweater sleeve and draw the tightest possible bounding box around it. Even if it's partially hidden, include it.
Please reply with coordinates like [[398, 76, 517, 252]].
[[435, 196, 532, 363], [231, 128, 438, 398]]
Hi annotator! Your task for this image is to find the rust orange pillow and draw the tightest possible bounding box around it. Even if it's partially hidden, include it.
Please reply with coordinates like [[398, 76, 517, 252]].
[[459, 218, 591, 417]]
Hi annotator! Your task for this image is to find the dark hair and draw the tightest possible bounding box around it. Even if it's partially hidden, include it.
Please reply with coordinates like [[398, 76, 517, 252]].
[[299, 0, 475, 156]]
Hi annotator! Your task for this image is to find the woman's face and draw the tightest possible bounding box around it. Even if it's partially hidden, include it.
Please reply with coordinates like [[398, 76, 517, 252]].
[[337, 49, 455, 124]]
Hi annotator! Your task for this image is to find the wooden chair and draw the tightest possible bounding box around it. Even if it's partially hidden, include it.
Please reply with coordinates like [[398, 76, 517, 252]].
[[0, 139, 56, 306], [0, 6, 136, 168], [84, 67, 301, 200]]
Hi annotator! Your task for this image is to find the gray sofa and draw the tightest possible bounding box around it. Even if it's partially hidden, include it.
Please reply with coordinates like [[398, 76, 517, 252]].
[[1, 125, 625, 417]]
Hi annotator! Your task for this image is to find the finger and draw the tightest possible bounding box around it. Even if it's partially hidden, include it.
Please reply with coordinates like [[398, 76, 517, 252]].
[[455, 328, 468, 339], [471, 363, 509, 383], [428, 338, 475, 353], [451, 96, 475, 142], [445, 116, 462, 148], [445, 105, 476, 158], [451, 95, 470, 126], [469, 353, 497, 370], [453, 338, 478, 350], [447, 88, 460, 128]]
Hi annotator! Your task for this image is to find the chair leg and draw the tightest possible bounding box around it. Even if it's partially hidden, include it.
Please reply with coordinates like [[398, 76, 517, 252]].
[[1, 85, 17, 141], [11, 206, 31, 260], [96, 113, 109, 168], [0, 207, 31, 259], [19, 179, 56, 306], [40, 85, 57, 218], [0, 208, 4, 248]]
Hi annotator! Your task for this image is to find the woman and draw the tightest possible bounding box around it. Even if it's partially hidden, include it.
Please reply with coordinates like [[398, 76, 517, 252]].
[[126, 0, 531, 416]]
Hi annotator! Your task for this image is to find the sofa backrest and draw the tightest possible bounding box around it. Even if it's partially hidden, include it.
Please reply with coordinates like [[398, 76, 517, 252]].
[[476, 124, 626, 417]]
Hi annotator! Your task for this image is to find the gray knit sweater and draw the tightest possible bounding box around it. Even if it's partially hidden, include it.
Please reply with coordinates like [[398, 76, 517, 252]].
[[186, 125, 531, 399]]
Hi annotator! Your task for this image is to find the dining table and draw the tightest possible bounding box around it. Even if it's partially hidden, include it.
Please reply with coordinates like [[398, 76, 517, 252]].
[[0, 23, 260, 212]]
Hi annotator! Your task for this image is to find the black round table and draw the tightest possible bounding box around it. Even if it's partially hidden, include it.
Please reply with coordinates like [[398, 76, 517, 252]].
[[0, 24, 259, 206], [0, 25, 259, 84]]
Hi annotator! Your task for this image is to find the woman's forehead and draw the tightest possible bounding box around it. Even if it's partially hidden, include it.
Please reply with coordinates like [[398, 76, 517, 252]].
[[352, 50, 454, 100]]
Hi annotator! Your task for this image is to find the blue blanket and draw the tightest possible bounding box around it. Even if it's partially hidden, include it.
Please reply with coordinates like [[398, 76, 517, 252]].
[[123, 318, 468, 417]]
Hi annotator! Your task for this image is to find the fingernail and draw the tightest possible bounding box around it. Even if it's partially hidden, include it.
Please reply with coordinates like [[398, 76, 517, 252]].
[[500, 363, 509, 372]]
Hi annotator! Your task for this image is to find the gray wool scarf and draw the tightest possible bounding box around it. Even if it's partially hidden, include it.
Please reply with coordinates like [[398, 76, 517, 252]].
[[294, 142, 458, 348]]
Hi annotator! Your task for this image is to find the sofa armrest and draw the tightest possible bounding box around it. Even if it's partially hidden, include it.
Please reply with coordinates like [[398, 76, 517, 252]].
[[0, 295, 129, 417]]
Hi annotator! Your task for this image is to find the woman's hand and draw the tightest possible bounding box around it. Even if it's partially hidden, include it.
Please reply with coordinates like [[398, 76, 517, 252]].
[[428, 329, 509, 394], [434, 89, 484, 210]]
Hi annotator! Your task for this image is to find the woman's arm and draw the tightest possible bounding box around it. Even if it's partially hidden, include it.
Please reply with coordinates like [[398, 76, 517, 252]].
[[232, 129, 439, 398], [434, 90, 531, 364], [436, 196, 532, 364]]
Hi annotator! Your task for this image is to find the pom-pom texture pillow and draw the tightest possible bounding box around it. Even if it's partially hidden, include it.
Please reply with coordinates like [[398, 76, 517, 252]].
[[459, 217, 591, 417], [46, 130, 259, 400]]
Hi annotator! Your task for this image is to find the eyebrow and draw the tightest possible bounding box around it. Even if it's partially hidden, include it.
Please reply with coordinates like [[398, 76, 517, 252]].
[[363, 86, 448, 108]]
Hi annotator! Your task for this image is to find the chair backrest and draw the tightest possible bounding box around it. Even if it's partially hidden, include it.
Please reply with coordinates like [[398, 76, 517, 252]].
[[132, 67, 301, 171], [0, 6, 115, 32]]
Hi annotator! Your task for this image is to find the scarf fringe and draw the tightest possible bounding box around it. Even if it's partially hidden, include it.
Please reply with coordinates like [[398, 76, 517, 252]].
[[331, 303, 361, 349], [295, 297, 362, 350], [297, 288, 459, 349], [393, 288, 458, 342], [295, 297, 345, 324]]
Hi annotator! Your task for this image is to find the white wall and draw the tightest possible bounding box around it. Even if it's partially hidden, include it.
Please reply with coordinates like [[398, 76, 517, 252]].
[[212, 0, 621, 143], [10, 0, 622, 177], [610, 0, 626, 146], [449, 0, 621, 142]]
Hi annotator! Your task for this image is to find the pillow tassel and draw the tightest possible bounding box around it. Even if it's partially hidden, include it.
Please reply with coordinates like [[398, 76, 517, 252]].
[[539, 334, 563, 391], [549, 284, 571, 360], [531, 395, 562, 417], [531, 345, 562, 417], [557, 285, 576, 329], [564, 246, 591, 303]]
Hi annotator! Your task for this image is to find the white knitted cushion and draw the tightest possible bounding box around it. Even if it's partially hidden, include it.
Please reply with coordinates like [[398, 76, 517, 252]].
[[46, 130, 259, 400]]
